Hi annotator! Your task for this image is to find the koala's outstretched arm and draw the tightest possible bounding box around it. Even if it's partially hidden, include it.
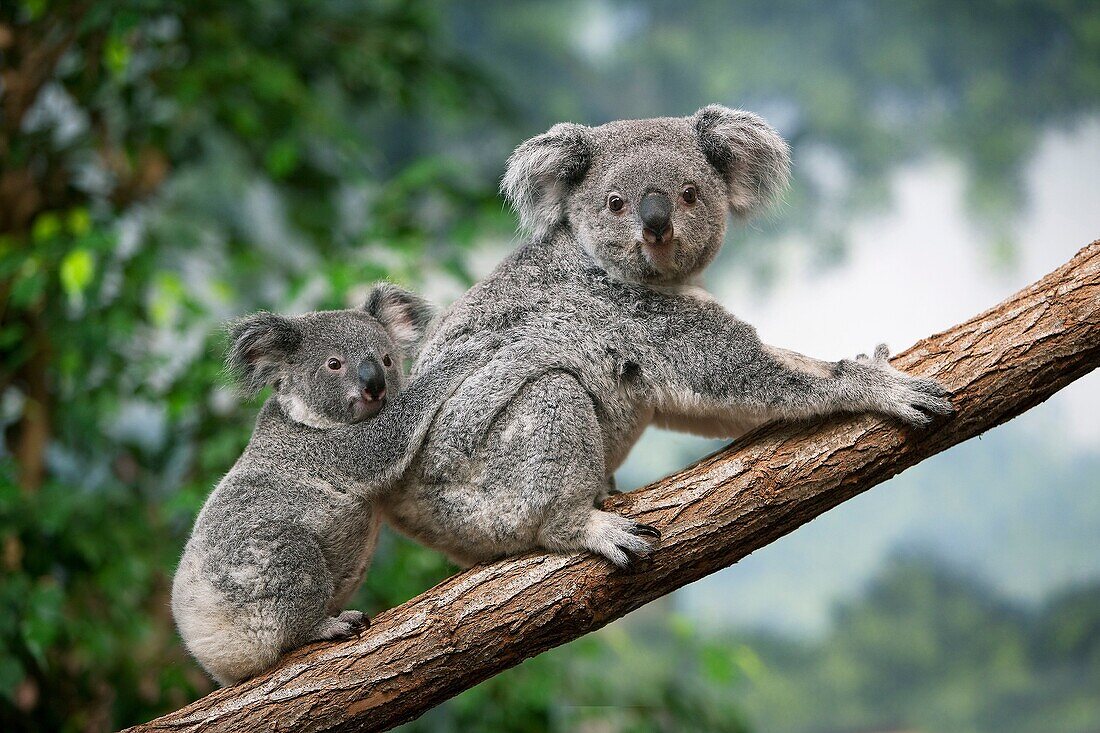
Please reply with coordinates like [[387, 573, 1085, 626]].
[[322, 339, 494, 489], [647, 299, 952, 436], [338, 336, 591, 486]]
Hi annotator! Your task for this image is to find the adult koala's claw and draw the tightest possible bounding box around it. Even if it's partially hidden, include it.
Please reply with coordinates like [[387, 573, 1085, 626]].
[[618, 522, 662, 570], [629, 522, 662, 540]]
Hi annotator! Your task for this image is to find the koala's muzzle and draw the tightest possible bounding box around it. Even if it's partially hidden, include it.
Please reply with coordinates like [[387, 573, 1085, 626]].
[[640, 192, 673, 245], [357, 357, 387, 401]]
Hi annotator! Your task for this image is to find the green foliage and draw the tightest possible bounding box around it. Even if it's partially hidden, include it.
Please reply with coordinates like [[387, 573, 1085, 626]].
[[450, 0, 1100, 261], [0, 1, 508, 729], [736, 557, 1100, 733], [399, 609, 753, 733], [0, 465, 202, 731]]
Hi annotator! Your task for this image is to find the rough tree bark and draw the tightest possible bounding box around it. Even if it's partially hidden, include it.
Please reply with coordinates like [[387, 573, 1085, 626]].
[[128, 240, 1100, 733]]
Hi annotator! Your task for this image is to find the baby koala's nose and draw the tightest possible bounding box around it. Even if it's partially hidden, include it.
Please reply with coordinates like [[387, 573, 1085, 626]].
[[357, 357, 387, 400]]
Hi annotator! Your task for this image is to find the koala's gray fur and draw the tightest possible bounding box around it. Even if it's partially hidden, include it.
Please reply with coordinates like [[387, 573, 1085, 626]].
[[171, 284, 473, 686], [381, 105, 952, 569]]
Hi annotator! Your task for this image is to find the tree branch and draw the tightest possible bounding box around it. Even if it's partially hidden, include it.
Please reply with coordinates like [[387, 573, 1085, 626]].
[[128, 240, 1100, 733]]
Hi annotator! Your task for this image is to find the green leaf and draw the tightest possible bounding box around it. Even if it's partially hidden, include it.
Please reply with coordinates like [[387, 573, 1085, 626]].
[[20, 582, 64, 671], [701, 646, 738, 685], [20, 0, 45, 21], [66, 208, 92, 237], [31, 214, 61, 243], [149, 271, 185, 326], [732, 644, 765, 681], [104, 36, 131, 75], [10, 259, 45, 308], [60, 248, 95, 301], [265, 138, 301, 178], [0, 655, 24, 702]]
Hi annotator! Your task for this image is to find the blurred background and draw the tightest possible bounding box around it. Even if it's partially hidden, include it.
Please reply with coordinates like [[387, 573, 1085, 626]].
[[1, 1, 1099, 731]]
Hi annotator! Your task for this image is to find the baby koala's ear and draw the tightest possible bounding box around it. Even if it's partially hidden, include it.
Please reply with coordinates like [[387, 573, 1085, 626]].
[[362, 283, 436, 359], [226, 312, 302, 395], [693, 104, 791, 218]]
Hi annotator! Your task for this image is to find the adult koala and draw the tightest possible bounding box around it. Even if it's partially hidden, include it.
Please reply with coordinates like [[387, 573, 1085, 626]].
[[381, 105, 951, 568]]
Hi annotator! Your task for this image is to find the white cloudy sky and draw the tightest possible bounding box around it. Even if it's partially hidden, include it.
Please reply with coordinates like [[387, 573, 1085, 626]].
[[715, 120, 1100, 447]]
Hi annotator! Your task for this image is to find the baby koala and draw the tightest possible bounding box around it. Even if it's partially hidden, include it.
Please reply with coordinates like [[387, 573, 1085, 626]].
[[172, 283, 467, 686]]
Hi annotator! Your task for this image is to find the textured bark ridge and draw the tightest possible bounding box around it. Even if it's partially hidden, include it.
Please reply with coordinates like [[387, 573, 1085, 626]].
[[128, 241, 1100, 733]]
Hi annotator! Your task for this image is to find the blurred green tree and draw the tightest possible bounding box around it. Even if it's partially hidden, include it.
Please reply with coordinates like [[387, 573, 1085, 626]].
[[0, 1, 507, 729], [736, 556, 1100, 733], [450, 0, 1100, 270]]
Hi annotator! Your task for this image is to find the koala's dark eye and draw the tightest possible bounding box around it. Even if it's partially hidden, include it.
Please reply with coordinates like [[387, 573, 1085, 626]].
[[326, 357, 343, 371], [382, 354, 393, 368], [681, 185, 698, 205], [607, 193, 625, 213]]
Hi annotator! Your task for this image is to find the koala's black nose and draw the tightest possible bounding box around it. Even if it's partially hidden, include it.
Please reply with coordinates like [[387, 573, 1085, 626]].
[[640, 192, 673, 243], [357, 357, 386, 400]]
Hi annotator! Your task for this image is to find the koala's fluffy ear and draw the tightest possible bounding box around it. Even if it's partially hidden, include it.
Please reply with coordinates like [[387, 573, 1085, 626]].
[[693, 105, 791, 217], [501, 122, 594, 238], [226, 312, 302, 395], [362, 283, 435, 358]]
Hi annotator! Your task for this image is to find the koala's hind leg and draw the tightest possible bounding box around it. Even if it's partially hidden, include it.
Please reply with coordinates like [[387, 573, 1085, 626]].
[[176, 522, 342, 685], [545, 508, 660, 568], [593, 475, 621, 506], [499, 371, 659, 568], [227, 523, 348, 674]]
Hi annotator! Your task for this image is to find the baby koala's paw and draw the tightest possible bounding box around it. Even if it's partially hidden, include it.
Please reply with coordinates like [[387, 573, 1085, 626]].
[[311, 610, 369, 642], [337, 609, 370, 631], [850, 344, 953, 426]]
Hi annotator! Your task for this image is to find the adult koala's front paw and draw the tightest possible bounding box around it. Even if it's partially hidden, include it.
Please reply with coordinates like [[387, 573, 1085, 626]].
[[845, 344, 953, 426]]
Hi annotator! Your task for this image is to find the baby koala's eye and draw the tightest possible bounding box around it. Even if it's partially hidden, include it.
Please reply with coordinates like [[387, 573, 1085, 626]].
[[382, 354, 393, 368], [607, 193, 625, 213], [326, 357, 343, 371], [681, 185, 698, 205]]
